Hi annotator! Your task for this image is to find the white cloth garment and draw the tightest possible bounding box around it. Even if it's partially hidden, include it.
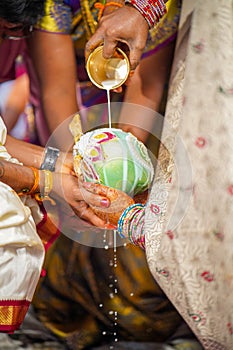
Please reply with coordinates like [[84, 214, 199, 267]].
[[0, 117, 45, 332]]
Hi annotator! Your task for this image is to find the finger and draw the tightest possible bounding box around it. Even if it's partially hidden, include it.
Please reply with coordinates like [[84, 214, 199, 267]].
[[85, 32, 104, 61], [74, 204, 108, 228], [129, 70, 135, 78], [80, 183, 112, 207], [82, 182, 117, 199], [112, 86, 123, 93], [128, 48, 142, 70], [102, 37, 118, 58]]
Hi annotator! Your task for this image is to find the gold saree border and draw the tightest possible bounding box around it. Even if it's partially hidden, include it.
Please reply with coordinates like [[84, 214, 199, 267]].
[[0, 300, 30, 333]]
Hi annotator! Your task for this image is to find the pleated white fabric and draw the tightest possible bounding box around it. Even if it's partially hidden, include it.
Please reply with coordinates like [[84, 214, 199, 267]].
[[0, 117, 45, 332]]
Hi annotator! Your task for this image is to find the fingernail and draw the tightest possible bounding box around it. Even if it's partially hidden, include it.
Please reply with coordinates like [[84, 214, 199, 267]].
[[101, 198, 110, 207], [83, 182, 92, 188], [104, 223, 117, 230]]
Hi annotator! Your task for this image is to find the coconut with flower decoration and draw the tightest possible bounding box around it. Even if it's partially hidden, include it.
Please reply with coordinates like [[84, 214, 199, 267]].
[[69, 114, 154, 226]]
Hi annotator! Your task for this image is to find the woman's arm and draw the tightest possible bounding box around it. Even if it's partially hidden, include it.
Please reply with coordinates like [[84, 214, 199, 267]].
[[2, 74, 29, 131], [28, 30, 79, 150], [119, 40, 175, 143]]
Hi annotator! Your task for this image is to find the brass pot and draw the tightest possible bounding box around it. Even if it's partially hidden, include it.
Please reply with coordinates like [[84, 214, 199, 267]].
[[86, 46, 130, 90]]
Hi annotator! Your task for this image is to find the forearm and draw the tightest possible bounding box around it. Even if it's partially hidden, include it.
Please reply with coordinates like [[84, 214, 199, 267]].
[[28, 31, 78, 150], [119, 41, 175, 142], [5, 134, 43, 167], [5, 135, 73, 174], [0, 159, 36, 194], [0, 158, 64, 199], [41, 92, 77, 150]]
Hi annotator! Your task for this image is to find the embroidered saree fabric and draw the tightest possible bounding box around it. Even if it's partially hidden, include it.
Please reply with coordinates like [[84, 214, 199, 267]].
[[145, 1, 233, 348]]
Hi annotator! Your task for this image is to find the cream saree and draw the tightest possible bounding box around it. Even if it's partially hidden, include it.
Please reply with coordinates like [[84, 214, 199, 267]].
[[0, 117, 45, 333], [145, 1, 233, 349]]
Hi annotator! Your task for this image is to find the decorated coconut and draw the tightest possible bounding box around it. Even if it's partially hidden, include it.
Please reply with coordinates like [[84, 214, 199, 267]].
[[69, 114, 154, 225]]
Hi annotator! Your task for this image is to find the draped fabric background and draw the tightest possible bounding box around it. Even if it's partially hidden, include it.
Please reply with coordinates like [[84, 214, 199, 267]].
[[145, 1, 233, 349]]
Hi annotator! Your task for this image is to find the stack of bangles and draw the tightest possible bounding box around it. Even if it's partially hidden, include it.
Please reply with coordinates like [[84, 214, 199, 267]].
[[18, 167, 55, 205], [117, 203, 146, 249], [125, 0, 167, 28]]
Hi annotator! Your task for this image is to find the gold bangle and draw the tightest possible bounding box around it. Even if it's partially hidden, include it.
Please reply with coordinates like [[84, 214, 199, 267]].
[[34, 170, 56, 205], [41, 170, 53, 197]]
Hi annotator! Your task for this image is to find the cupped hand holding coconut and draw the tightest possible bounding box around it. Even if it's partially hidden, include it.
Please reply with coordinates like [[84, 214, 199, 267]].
[[69, 114, 154, 227]]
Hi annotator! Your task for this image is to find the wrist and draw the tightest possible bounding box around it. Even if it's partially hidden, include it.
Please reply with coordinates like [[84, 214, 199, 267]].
[[118, 203, 145, 249], [49, 171, 61, 196], [125, 0, 167, 28], [55, 152, 73, 174]]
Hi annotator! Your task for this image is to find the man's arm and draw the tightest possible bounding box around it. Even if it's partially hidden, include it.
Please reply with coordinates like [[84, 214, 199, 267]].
[[0, 159, 35, 194]]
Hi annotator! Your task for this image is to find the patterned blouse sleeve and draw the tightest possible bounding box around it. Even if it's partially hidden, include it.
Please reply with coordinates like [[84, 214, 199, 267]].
[[35, 0, 73, 34]]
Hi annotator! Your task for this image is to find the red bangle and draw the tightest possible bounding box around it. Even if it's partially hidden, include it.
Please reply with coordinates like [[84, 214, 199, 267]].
[[125, 0, 167, 28]]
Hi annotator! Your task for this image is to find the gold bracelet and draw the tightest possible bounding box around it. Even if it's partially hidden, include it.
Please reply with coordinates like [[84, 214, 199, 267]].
[[41, 170, 53, 197], [34, 170, 56, 205]]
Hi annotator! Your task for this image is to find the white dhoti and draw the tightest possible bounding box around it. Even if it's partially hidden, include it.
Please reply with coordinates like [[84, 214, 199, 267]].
[[0, 117, 45, 333]]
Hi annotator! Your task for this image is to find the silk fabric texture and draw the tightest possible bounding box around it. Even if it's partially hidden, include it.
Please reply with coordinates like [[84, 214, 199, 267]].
[[145, 1, 233, 349]]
